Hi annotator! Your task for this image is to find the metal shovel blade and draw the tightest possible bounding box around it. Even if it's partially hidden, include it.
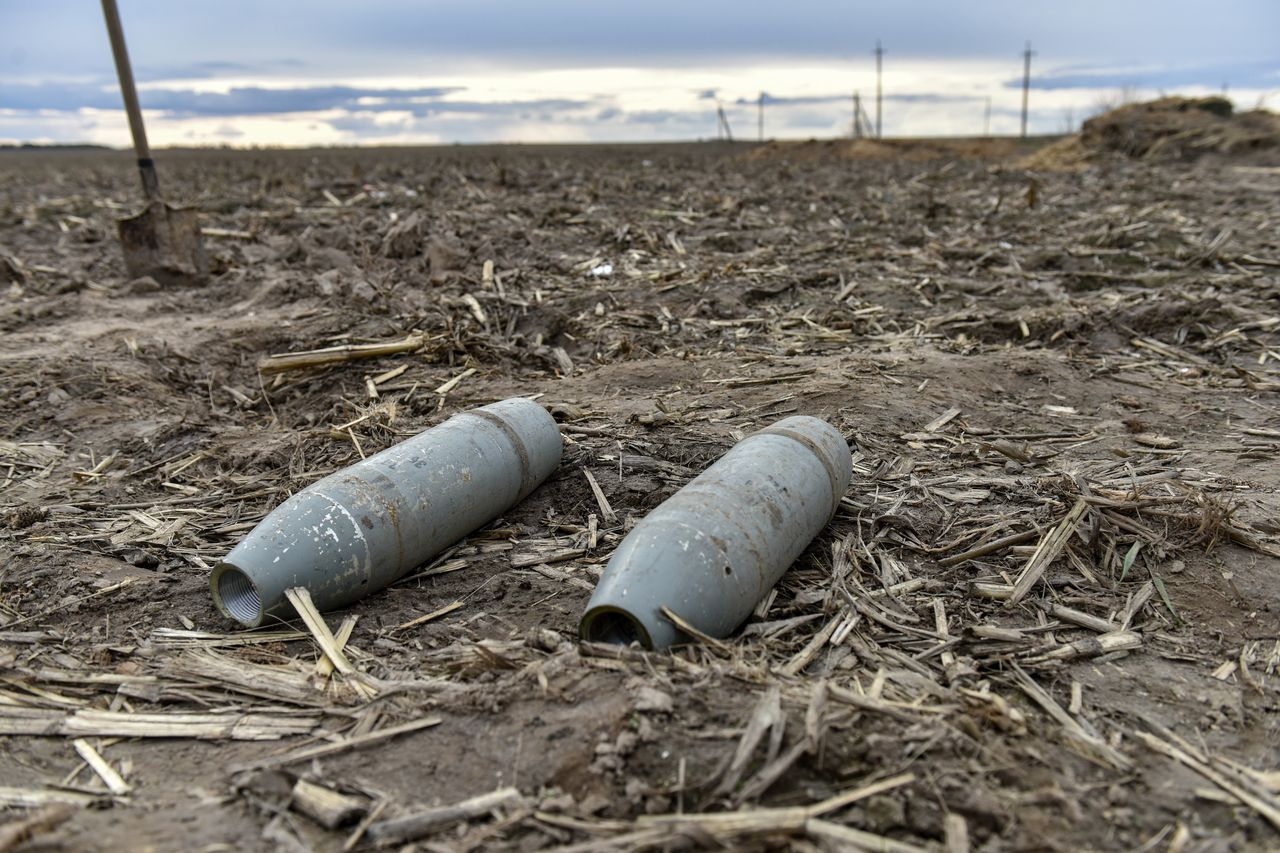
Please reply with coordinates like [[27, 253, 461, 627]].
[[116, 200, 208, 285]]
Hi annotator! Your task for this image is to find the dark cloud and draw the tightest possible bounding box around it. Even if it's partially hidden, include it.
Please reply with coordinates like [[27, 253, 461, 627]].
[[323, 106, 719, 141], [0, 81, 614, 122], [1021, 61, 1278, 91], [0, 83, 466, 116], [622, 109, 701, 125], [400, 98, 598, 117], [320, 97, 612, 138], [735, 92, 984, 107], [738, 93, 833, 106], [344, 102, 718, 132], [886, 93, 988, 104], [0, 82, 121, 112]]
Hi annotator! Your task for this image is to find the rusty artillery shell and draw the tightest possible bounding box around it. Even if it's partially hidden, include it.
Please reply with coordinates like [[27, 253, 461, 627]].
[[210, 398, 562, 627], [580, 415, 851, 650]]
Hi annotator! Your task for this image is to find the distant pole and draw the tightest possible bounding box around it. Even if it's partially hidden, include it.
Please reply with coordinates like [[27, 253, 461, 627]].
[[1020, 41, 1034, 138], [853, 91, 862, 138], [984, 95, 991, 137], [874, 40, 884, 138], [758, 92, 764, 142], [717, 104, 734, 143]]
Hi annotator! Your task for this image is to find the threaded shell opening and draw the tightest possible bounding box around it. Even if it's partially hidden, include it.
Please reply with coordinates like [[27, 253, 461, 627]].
[[581, 608, 648, 648], [216, 567, 262, 626]]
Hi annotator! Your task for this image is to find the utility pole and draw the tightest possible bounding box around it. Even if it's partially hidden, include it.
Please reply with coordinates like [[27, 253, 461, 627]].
[[1020, 41, 1034, 138], [852, 91, 862, 138], [874, 40, 884, 138], [716, 103, 734, 142], [758, 92, 764, 142], [983, 95, 991, 137]]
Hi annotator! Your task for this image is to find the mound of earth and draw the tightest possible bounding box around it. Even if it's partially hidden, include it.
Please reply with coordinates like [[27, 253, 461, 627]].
[[1024, 96, 1280, 169]]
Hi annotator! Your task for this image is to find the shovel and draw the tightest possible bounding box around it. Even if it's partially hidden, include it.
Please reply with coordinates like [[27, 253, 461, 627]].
[[101, 0, 207, 284]]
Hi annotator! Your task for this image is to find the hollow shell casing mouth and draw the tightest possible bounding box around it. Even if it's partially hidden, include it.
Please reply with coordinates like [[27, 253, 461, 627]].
[[209, 562, 265, 628], [580, 605, 653, 649]]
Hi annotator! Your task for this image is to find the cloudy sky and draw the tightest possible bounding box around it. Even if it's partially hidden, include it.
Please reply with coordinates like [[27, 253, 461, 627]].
[[3, 1, 1277, 146]]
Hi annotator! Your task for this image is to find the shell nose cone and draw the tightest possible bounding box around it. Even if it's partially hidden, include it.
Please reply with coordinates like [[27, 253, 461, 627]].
[[209, 484, 376, 626]]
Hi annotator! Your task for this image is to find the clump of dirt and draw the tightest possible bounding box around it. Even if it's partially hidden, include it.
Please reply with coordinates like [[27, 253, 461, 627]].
[[1024, 96, 1280, 169]]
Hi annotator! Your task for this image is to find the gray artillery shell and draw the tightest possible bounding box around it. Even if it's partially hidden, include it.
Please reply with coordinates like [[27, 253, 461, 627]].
[[210, 398, 562, 628], [580, 415, 851, 650]]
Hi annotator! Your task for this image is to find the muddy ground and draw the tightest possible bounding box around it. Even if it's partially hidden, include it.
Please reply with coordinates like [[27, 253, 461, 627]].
[[1, 139, 1279, 852]]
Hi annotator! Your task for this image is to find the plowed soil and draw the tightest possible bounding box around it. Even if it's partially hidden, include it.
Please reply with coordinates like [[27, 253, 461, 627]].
[[2, 139, 1279, 852]]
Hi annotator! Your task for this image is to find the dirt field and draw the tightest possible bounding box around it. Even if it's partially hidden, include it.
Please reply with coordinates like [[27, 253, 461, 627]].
[[2, 135, 1279, 851]]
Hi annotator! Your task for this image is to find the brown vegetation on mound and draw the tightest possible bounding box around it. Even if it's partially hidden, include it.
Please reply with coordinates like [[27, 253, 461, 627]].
[[1024, 96, 1280, 170]]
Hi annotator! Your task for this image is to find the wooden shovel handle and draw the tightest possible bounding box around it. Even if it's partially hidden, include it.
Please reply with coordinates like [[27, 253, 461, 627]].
[[101, 0, 160, 201]]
